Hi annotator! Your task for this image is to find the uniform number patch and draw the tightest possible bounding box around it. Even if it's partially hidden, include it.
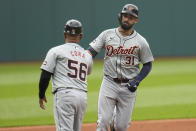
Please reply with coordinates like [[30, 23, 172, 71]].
[[125, 56, 134, 65], [67, 59, 87, 81]]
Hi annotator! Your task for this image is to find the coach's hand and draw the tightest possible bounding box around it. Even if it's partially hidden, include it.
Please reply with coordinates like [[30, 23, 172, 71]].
[[126, 80, 140, 92], [39, 96, 47, 110]]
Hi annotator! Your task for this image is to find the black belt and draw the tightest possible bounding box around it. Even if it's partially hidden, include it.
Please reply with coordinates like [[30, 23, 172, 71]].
[[52, 87, 72, 94], [113, 78, 129, 83], [53, 87, 87, 94], [105, 75, 129, 83]]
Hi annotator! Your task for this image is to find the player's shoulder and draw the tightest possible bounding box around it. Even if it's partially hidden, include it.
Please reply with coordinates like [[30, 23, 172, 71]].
[[101, 28, 116, 35], [105, 28, 116, 32], [135, 31, 148, 44], [51, 44, 65, 50], [47, 43, 65, 54]]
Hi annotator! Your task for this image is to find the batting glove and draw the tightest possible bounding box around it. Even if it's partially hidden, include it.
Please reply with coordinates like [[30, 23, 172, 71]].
[[126, 80, 140, 92]]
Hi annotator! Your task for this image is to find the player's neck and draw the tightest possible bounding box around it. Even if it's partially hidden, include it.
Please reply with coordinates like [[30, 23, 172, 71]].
[[66, 39, 79, 44], [65, 35, 81, 44], [119, 27, 134, 37]]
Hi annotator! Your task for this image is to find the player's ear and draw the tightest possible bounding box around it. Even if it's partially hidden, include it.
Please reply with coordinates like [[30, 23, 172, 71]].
[[134, 18, 138, 24], [64, 32, 67, 38], [79, 34, 82, 40]]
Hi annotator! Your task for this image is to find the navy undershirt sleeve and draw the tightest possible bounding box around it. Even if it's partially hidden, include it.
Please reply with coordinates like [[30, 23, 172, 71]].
[[87, 46, 98, 58], [39, 69, 52, 99], [135, 62, 152, 82]]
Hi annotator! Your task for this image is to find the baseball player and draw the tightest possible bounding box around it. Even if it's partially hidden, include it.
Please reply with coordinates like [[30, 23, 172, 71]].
[[38, 19, 93, 131], [87, 4, 154, 131]]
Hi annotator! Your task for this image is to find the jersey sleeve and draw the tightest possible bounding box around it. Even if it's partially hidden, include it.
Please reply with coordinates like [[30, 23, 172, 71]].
[[139, 39, 154, 64], [89, 31, 106, 53], [40, 48, 57, 73], [85, 51, 93, 75]]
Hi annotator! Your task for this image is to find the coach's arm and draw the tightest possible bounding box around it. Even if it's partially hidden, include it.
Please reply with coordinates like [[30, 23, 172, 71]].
[[38, 69, 52, 110]]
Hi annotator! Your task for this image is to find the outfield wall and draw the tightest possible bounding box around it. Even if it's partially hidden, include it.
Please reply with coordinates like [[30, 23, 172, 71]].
[[0, 0, 196, 61]]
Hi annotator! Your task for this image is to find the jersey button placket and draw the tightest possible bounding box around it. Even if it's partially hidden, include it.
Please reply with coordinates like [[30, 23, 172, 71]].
[[116, 38, 123, 79]]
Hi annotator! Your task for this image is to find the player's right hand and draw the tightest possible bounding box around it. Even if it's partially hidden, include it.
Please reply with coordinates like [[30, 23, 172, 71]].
[[39, 96, 47, 110]]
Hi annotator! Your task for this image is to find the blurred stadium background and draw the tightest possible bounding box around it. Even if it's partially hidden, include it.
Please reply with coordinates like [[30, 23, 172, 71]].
[[0, 0, 196, 61]]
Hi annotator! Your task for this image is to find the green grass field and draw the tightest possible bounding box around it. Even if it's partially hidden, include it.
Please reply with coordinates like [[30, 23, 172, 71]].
[[0, 58, 196, 127]]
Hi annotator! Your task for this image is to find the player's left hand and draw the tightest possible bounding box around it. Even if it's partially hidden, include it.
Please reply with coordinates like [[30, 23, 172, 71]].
[[126, 80, 140, 92]]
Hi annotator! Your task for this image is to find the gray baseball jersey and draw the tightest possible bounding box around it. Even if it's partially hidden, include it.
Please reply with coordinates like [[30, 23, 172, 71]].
[[90, 28, 154, 131], [90, 28, 154, 80], [41, 43, 93, 93]]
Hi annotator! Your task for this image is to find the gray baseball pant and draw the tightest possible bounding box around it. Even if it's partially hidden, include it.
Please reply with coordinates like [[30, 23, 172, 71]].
[[96, 76, 136, 131], [54, 88, 87, 131]]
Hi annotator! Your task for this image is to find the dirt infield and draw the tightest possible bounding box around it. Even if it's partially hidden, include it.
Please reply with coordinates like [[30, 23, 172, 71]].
[[1, 119, 196, 131]]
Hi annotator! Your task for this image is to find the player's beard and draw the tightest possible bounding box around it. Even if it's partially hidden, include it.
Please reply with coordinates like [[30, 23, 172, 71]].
[[121, 21, 133, 30]]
